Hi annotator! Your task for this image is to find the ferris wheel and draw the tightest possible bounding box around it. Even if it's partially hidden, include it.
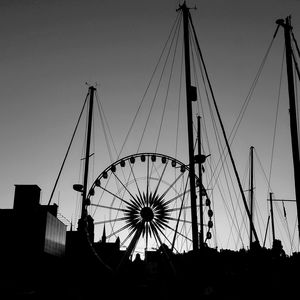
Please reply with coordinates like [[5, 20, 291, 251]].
[[86, 152, 213, 263]]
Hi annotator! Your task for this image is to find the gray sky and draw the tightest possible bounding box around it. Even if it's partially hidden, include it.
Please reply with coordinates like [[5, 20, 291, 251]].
[[1, 0, 300, 252]]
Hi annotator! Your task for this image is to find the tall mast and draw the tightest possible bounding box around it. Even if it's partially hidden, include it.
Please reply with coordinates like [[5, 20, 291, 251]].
[[78, 86, 95, 231], [249, 146, 254, 248], [278, 17, 300, 241], [269, 192, 276, 245], [188, 6, 260, 245], [197, 116, 204, 248], [180, 1, 198, 251]]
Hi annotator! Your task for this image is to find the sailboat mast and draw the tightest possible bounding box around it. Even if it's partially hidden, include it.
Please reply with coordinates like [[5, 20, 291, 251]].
[[188, 9, 260, 245], [79, 86, 95, 228], [197, 116, 204, 248], [279, 17, 300, 241], [269, 192, 276, 245], [249, 146, 254, 248], [181, 2, 198, 251]]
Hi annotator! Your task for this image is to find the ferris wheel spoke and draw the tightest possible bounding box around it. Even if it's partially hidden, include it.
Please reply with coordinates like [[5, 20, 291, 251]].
[[165, 216, 202, 226], [145, 224, 149, 250], [128, 162, 143, 201], [91, 178, 112, 217], [164, 173, 189, 206], [164, 188, 190, 207], [163, 220, 193, 243], [94, 216, 128, 226], [151, 222, 179, 255], [153, 222, 174, 247], [152, 160, 169, 198], [90, 203, 129, 213], [106, 222, 132, 240], [98, 185, 137, 210], [112, 172, 141, 207], [118, 225, 143, 269], [158, 171, 185, 202], [167, 204, 200, 212]]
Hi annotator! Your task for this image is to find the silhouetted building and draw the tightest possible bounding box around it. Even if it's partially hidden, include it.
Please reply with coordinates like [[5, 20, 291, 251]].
[[0, 185, 67, 264]]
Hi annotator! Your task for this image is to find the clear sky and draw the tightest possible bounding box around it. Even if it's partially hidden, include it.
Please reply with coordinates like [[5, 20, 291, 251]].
[[1, 0, 300, 253]]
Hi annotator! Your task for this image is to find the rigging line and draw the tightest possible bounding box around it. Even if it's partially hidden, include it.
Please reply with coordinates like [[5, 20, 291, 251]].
[[225, 163, 249, 249], [273, 202, 289, 250], [253, 149, 273, 194], [199, 31, 277, 196], [253, 148, 273, 223], [171, 174, 189, 250], [290, 216, 298, 253], [190, 27, 232, 200], [155, 14, 182, 153], [203, 33, 277, 193], [97, 92, 119, 158], [295, 62, 300, 136], [291, 46, 300, 81], [95, 92, 115, 163], [175, 40, 184, 159], [203, 76, 246, 249], [190, 35, 224, 248], [137, 13, 182, 153], [93, 99, 123, 215], [95, 92, 130, 216], [190, 32, 220, 247], [75, 131, 86, 222], [229, 36, 277, 145], [267, 46, 285, 195], [273, 198, 291, 248], [189, 13, 260, 243], [205, 81, 246, 246], [48, 91, 89, 206], [282, 202, 294, 253], [117, 13, 181, 158], [292, 31, 300, 58]]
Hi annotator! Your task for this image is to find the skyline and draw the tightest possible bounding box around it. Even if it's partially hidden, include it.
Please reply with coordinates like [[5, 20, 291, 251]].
[[1, 0, 300, 253]]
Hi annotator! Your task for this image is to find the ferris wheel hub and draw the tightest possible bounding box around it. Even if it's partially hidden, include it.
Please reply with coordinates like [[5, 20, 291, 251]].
[[140, 207, 154, 222]]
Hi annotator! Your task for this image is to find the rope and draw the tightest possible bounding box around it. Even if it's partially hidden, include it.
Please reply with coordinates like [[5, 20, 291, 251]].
[[267, 47, 285, 195], [155, 14, 182, 153], [117, 13, 181, 158], [292, 31, 300, 58], [48, 91, 89, 206], [189, 12, 261, 244], [137, 13, 182, 153], [95, 91, 114, 163], [175, 41, 184, 159]]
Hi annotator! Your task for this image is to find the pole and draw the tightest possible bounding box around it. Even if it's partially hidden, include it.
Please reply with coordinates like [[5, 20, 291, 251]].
[[78, 86, 95, 231], [197, 116, 204, 248], [269, 192, 276, 245], [263, 216, 270, 248], [188, 14, 260, 245], [181, 2, 198, 251], [281, 17, 300, 242], [249, 146, 254, 248]]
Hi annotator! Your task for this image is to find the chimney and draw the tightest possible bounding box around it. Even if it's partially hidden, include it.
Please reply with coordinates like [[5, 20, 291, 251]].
[[13, 185, 41, 212]]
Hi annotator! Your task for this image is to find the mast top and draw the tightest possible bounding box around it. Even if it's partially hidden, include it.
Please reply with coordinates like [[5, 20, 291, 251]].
[[276, 16, 293, 29], [176, 1, 196, 12]]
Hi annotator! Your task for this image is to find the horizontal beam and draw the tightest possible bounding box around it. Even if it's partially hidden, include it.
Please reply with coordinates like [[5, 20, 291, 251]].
[[267, 199, 296, 202]]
